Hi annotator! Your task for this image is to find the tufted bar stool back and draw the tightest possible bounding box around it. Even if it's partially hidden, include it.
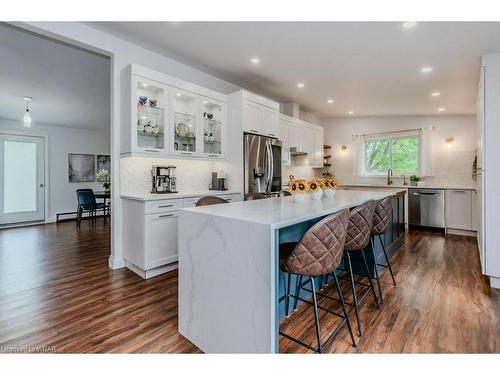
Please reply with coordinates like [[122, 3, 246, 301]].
[[279, 208, 356, 353], [344, 200, 376, 252]]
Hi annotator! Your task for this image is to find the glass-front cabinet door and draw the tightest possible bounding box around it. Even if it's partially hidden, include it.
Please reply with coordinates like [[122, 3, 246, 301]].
[[171, 88, 199, 155], [132, 76, 168, 154], [201, 97, 224, 157]]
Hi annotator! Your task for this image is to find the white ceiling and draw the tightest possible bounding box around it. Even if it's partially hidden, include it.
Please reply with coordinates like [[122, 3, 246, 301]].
[[89, 21, 500, 118], [0, 24, 110, 130]]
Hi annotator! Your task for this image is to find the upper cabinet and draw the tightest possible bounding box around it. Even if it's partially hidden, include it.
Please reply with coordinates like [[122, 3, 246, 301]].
[[122, 64, 227, 159], [131, 75, 169, 155], [278, 116, 291, 166], [233, 91, 280, 138]]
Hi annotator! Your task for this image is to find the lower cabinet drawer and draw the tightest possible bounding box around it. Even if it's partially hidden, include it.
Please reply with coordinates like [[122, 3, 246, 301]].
[[145, 198, 183, 214], [144, 211, 178, 269]]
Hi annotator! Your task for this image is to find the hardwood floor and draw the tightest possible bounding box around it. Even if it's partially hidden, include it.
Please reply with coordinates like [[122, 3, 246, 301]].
[[0, 221, 498, 353]]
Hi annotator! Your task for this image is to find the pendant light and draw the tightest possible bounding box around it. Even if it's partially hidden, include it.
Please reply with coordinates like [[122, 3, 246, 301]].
[[23, 96, 32, 128]]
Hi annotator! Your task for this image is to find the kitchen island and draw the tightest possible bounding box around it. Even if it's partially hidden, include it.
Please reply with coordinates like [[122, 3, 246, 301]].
[[178, 189, 406, 353]]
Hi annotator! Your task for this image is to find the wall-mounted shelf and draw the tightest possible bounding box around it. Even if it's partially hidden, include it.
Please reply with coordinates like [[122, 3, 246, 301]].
[[323, 144, 332, 168]]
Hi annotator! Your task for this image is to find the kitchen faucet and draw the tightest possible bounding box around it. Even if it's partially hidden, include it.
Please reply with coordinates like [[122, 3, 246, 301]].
[[387, 168, 393, 185]]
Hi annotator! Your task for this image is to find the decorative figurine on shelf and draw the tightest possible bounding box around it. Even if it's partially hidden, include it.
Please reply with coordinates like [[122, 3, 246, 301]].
[[138, 96, 147, 106], [96, 169, 110, 191], [148, 98, 157, 107], [203, 112, 214, 119]]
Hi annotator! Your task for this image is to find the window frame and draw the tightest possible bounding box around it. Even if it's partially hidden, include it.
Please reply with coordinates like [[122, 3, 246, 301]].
[[363, 131, 421, 177]]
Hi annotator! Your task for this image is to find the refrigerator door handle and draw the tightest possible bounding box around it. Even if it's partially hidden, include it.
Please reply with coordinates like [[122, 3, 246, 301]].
[[268, 141, 274, 193]]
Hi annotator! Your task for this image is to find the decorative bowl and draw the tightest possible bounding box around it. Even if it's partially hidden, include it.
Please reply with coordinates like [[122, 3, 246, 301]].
[[137, 124, 144, 132], [323, 189, 336, 198], [310, 190, 323, 200], [292, 194, 305, 204], [138, 96, 147, 105]]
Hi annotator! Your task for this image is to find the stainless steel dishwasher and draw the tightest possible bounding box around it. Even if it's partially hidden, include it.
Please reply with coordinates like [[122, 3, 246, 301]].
[[408, 188, 445, 228]]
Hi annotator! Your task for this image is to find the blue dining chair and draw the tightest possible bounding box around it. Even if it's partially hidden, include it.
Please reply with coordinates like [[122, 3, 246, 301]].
[[76, 189, 107, 227]]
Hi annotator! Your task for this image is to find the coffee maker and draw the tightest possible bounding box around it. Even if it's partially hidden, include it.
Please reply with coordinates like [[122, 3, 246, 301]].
[[210, 171, 227, 191], [151, 165, 177, 193]]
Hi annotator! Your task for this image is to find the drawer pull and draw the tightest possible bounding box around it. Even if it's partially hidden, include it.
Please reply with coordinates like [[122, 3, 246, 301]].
[[208, 154, 219, 157], [158, 204, 174, 208], [452, 190, 466, 193], [144, 148, 160, 153], [180, 152, 193, 156], [158, 213, 175, 218]]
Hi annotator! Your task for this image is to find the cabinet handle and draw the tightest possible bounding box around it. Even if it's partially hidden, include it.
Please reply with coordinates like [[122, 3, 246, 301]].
[[158, 204, 174, 208], [180, 152, 193, 156], [158, 213, 175, 218], [208, 154, 219, 157], [452, 190, 466, 193], [145, 148, 160, 153]]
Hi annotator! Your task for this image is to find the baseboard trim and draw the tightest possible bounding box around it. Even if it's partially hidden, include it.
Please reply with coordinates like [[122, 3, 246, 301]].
[[125, 260, 178, 279], [490, 276, 500, 289], [445, 228, 477, 237], [108, 255, 125, 270]]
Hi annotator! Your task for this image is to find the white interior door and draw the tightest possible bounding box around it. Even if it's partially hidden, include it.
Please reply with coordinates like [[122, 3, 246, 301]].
[[0, 134, 45, 225]]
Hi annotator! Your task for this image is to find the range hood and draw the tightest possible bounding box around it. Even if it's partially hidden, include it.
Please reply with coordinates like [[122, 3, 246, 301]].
[[289, 146, 309, 156]]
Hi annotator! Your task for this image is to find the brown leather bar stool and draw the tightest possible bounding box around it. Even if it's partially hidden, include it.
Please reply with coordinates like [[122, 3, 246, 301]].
[[244, 192, 268, 201], [370, 196, 397, 302], [195, 196, 229, 206], [341, 200, 380, 337], [279, 209, 356, 353]]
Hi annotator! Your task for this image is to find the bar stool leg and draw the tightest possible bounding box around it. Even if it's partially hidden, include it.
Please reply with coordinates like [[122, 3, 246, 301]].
[[379, 235, 396, 286], [293, 275, 303, 311], [309, 276, 323, 353], [285, 273, 291, 316], [346, 252, 362, 336], [370, 238, 383, 303], [360, 248, 380, 308], [332, 272, 357, 347]]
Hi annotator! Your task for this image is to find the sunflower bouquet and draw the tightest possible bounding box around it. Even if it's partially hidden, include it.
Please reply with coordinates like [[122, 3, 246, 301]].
[[308, 178, 324, 200], [322, 178, 339, 198], [288, 175, 308, 203]]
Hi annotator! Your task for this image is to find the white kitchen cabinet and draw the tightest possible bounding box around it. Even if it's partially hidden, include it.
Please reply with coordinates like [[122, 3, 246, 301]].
[[472, 190, 478, 231], [445, 190, 472, 230], [123, 64, 227, 160], [122, 192, 241, 279], [288, 122, 306, 150], [279, 117, 290, 166], [261, 106, 279, 138], [312, 126, 324, 168]]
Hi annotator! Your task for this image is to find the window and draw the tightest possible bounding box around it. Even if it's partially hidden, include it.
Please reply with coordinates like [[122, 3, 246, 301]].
[[364, 133, 419, 175]]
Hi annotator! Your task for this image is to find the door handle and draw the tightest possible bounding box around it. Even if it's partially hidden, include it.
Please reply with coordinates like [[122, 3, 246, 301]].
[[39, 184, 44, 187]]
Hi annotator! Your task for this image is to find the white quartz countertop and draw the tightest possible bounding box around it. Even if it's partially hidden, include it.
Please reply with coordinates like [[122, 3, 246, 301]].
[[121, 190, 240, 201], [340, 183, 476, 191], [181, 190, 398, 229]]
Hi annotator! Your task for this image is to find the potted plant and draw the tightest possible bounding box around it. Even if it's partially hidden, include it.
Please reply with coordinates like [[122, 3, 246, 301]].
[[322, 177, 339, 198], [409, 175, 420, 186], [309, 178, 323, 200], [288, 176, 308, 203], [96, 169, 110, 191]]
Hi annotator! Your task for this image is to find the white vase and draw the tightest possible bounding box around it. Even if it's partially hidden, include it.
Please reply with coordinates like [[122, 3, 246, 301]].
[[310, 190, 323, 200], [323, 189, 336, 198], [292, 194, 305, 203]]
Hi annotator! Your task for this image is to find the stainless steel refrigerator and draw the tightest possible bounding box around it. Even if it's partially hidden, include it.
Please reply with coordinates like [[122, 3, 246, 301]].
[[244, 133, 282, 195]]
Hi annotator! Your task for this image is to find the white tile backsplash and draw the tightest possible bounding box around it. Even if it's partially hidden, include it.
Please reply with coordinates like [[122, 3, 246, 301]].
[[120, 157, 241, 195]]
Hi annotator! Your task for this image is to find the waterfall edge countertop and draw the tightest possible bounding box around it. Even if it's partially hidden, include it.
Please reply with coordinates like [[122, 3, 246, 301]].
[[180, 189, 402, 229], [178, 189, 406, 353]]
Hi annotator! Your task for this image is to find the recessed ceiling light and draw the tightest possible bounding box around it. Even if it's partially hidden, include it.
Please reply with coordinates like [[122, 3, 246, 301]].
[[176, 93, 182, 97], [402, 22, 418, 29], [142, 83, 148, 87], [203, 100, 208, 104], [250, 57, 260, 64], [348, 111, 354, 115], [438, 107, 446, 112], [420, 66, 433, 73], [431, 91, 441, 97], [297, 82, 305, 88], [327, 99, 335, 104]]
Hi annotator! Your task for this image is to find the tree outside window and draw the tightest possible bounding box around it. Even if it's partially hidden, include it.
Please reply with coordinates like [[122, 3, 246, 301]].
[[364, 136, 419, 175]]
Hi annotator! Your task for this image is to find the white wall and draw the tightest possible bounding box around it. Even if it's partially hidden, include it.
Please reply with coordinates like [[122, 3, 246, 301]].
[[0, 119, 110, 221], [321, 115, 477, 188], [17, 21, 244, 269]]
